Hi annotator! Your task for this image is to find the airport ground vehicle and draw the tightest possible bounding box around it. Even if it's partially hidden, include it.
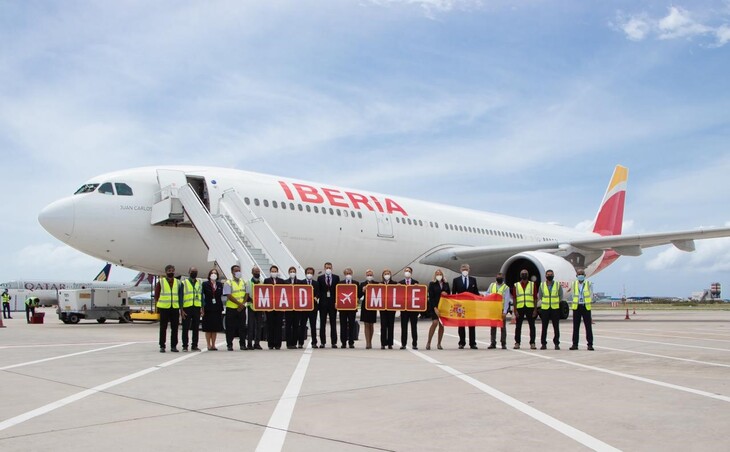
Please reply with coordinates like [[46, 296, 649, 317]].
[[57, 289, 132, 324]]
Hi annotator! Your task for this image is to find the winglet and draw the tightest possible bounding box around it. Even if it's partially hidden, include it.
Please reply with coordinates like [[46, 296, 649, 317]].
[[93, 263, 112, 281], [592, 165, 628, 237]]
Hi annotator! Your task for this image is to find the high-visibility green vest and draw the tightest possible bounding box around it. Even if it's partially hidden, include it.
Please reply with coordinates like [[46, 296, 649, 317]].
[[182, 279, 202, 308], [571, 280, 592, 310], [488, 283, 508, 296], [25, 297, 33, 307], [226, 279, 246, 309], [514, 282, 535, 308], [2, 293, 9, 303], [540, 282, 560, 310], [157, 278, 180, 309]]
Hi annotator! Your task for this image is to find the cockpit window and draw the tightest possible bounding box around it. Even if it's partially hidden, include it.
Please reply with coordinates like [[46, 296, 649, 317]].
[[74, 183, 99, 195], [98, 182, 114, 195], [115, 183, 133, 196]]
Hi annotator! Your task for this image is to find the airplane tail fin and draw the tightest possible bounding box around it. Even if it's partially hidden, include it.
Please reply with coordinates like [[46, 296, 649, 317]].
[[592, 165, 628, 237], [130, 272, 152, 287], [94, 263, 112, 281]]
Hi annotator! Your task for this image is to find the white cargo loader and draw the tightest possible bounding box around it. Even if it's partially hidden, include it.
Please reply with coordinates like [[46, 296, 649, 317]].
[[57, 289, 132, 324]]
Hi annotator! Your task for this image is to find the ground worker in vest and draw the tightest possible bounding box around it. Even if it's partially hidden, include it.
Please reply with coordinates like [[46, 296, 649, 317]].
[[2, 289, 12, 319], [538, 269, 563, 350], [511, 269, 538, 349], [570, 269, 594, 351], [25, 296, 37, 323], [155, 264, 183, 353], [223, 264, 247, 351], [180, 267, 202, 352], [487, 272, 511, 349]]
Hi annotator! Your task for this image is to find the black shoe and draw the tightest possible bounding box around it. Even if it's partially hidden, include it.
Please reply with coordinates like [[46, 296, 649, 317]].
[[569, 345, 578, 350], [182, 346, 188, 352], [275, 346, 281, 350], [254, 344, 263, 350], [470, 345, 478, 350], [412, 346, 418, 350], [458, 345, 465, 349], [587, 345, 594, 351], [191, 347, 201, 351], [400, 346, 406, 350], [388, 345, 393, 349], [381, 346, 386, 349], [540, 345, 547, 350], [228, 346, 235, 351], [319, 344, 325, 349], [487, 344, 496, 349], [341, 344, 347, 349], [331, 344, 337, 349], [349, 343, 354, 349], [530, 343, 536, 350], [159, 348, 165, 353], [247, 343, 254, 350], [171, 348, 179, 353], [501, 343, 507, 350], [298, 345, 304, 349], [555, 345, 560, 350], [240, 345, 247, 350]]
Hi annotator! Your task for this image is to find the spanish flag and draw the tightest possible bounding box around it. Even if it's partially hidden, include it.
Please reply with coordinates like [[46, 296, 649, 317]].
[[437, 292, 504, 327]]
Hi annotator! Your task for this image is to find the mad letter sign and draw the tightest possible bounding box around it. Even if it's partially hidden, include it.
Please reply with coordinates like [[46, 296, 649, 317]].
[[364, 284, 427, 311], [253, 285, 314, 311]]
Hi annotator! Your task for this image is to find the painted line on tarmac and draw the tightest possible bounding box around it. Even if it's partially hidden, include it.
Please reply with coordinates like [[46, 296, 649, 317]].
[[0, 343, 135, 370], [0, 341, 155, 349], [613, 331, 730, 343], [596, 335, 729, 352], [255, 342, 314, 452], [403, 338, 620, 452], [594, 345, 730, 368], [0, 342, 214, 432]]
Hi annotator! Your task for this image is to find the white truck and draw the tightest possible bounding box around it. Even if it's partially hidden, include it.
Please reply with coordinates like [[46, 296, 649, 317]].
[[57, 289, 132, 324]]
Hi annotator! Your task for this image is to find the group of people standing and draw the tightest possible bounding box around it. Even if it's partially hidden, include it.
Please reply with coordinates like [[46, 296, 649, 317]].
[[154, 262, 595, 353]]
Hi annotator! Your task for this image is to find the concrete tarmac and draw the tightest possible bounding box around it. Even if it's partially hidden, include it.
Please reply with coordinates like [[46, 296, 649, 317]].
[[1, 309, 729, 451]]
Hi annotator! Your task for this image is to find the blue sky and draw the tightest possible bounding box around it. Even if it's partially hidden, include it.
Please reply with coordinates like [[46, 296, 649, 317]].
[[1, 0, 729, 297]]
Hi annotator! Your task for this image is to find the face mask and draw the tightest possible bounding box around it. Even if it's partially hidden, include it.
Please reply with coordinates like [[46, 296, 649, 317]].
[[234, 272, 242, 279], [461, 270, 469, 277], [577, 275, 585, 282], [546, 275, 554, 282], [306, 273, 313, 280], [189, 272, 198, 279], [404, 271, 412, 278], [252, 273, 260, 280], [383, 274, 391, 281], [270, 272, 278, 278], [166, 272, 175, 278], [496, 278, 503, 284], [325, 268, 332, 276], [436, 275, 443, 281], [210, 274, 218, 281], [345, 275, 352, 282], [520, 273, 528, 280], [366, 275, 373, 282], [289, 272, 296, 279]]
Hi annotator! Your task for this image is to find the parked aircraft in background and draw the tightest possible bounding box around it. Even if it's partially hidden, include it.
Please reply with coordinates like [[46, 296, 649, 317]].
[[37, 164, 730, 317]]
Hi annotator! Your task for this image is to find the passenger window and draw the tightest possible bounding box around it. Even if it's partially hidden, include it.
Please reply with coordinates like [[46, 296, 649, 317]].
[[244, 197, 251, 205], [263, 200, 269, 207], [254, 198, 260, 206], [114, 183, 133, 196], [74, 183, 99, 195], [280, 201, 286, 209], [329, 208, 334, 215], [357, 212, 362, 219], [272, 201, 278, 208], [299, 204, 304, 211], [313, 206, 319, 213], [419, 220, 423, 226], [290, 203, 295, 210], [98, 182, 114, 195], [336, 209, 341, 216], [306, 205, 311, 212]]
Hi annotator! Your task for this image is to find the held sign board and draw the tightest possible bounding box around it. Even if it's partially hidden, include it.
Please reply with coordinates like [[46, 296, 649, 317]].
[[335, 284, 359, 311], [364, 284, 428, 312], [253, 285, 314, 311]]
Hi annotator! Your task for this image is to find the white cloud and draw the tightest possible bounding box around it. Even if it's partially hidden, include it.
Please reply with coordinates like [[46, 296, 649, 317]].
[[646, 222, 730, 272], [367, 0, 484, 19], [616, 6, 730, 46]]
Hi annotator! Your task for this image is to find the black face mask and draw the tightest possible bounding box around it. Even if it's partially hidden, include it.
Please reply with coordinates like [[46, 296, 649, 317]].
[[496, 278, 504, 284], [520, 274, 528, 280], [166, 273, 175, 279], [546, 275, 554, 281], [190, 272, 198, 279], [253, 273, 260, 279]]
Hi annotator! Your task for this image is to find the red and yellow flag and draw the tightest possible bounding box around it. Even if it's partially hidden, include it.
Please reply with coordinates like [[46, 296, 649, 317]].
[[437, 292, 504, 327]]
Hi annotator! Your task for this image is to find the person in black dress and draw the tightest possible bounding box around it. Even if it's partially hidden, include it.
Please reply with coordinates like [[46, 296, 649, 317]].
[[201, 268, 224, 350], [359, 269, 377, 349], [426, 269, 450, 350]]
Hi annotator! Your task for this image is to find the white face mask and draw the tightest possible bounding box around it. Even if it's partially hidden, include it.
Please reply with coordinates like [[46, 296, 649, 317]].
[[234, 272, 242, 279], [289, 272, 296, 279], [436, 275, 443, 281], [383, 274, 391, 281], [210, 274, 218, 281], [270, 272, 278, 278], [345, 275, 352, 282], [306, 273, 313, 280], [461, 270, 469, 277], [366, 275, 373, 282], [404, 271, 412, 278], [325, 268, 332, 276]]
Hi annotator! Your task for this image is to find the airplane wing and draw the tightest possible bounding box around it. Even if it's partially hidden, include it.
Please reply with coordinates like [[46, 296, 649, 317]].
[[420, 226, 730, 273]]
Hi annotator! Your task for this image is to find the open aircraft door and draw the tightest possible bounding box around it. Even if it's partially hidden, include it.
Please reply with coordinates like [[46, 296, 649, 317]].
[[151, 169, 189, 224], [375, 212, 394, 238]]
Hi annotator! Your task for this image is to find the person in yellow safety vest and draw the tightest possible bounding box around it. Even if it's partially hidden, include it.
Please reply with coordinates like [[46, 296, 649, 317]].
[[511, 269, 538, 349], [538, 269, 564, 350], [180, 267, 203, 352], [25, 295, 36, 323], [223, 264, 247, 351], [2, 289, 12, 319], [570, 269, 594, 351], [155, 264, 182, 353], [487, 272, 511, 350]]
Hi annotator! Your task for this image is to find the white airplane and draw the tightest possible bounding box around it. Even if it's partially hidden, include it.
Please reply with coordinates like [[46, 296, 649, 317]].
[[1, 263, 151, 308], [37, 165, 730, 317]]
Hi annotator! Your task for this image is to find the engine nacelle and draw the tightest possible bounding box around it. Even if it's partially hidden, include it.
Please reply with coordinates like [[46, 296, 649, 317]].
[[500, 251, 577, 319]]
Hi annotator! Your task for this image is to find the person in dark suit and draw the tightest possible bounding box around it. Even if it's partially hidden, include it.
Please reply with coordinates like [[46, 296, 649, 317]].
[[246, 266, 264, 350], [264, 265, 286, 350], [399, 266, 420, 350], [299, 266, 319, 348], [380, 269, 397, 349], [338, 268, 359, 348], [426, 269, 450, 350], [359, 269, 377, 349], [284, 266, 304, 349], [201, 268, 224, 350], [451, 263, 479, 349], [317, 262, 340, 348]]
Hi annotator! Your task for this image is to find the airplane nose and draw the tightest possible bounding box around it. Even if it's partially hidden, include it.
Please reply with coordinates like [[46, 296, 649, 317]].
[[38, 197, 75, 241]]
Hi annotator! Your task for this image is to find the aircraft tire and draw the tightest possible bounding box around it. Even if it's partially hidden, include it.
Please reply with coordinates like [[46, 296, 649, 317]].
[[97, 317, 106, 324]]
